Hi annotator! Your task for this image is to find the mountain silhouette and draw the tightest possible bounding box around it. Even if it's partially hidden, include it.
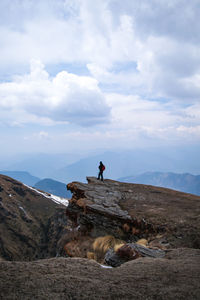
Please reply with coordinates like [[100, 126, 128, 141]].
[[0, 171, 40, 186], [34, 178, 71, 198], [119, 172, 200, 196]]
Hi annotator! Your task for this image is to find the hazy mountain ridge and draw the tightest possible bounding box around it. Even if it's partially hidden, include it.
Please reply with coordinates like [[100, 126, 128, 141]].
[[119, 172, 200, 195], [1, 165, 200, 198], [1, 147, 200, 181], [34, 178, 72, 198], [0, 171, 40, 186], [51, 150, 182, 183], [0, 152, 89, 178]]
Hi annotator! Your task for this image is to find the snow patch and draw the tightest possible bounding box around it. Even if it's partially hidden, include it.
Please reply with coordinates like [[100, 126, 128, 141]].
[[23, 184, 69, 207], [19, 206, 26, 214]]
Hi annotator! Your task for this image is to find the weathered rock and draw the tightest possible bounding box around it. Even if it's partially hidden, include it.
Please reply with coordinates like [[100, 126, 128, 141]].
[[105, 248, 128, 267], [67, 177, 200, 249], [105, 243, 165, 267]]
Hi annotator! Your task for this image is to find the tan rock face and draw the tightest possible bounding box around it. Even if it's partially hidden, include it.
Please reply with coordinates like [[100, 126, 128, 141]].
[[66, 177, 200, 251]]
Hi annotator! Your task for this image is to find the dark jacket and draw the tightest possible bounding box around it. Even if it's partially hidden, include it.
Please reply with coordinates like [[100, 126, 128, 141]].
[[99, 162, 104, 172]]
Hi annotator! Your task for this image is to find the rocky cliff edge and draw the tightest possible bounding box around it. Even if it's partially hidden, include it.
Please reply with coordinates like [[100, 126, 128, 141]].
[[66, 177, 200, 252]]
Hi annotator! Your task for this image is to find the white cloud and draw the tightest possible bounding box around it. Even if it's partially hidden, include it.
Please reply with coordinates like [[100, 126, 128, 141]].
[[0, 60, 110, 126], [0, 0, 200, 156], [105, 93, 200, 143], [0, 59, 199, 148], [1, 0, 200, 104], [38, 131, 49, 140], [185, 103, 200, 122]]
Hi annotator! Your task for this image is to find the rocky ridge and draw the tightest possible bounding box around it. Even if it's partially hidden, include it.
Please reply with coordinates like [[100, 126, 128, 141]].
[[66, 177, 200, 252]]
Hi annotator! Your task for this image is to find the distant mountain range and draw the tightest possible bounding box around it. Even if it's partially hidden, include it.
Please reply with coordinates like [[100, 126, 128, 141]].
[[1, 149, 200, 197], [34, 178, 71, 199], [119, 172, 200, 196], [0, 153, 84, 178], [0, 171, 40, 186], [51, 150, 180, 183], [1, 147, 200, 182]]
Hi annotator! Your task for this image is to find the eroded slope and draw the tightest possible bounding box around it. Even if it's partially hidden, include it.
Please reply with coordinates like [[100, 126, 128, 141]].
[[0, 175, 68, 261]]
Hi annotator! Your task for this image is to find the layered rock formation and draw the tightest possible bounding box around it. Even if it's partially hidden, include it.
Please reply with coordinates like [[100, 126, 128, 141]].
[[0, 175, 68, 261], [65, 177, 200, 262]]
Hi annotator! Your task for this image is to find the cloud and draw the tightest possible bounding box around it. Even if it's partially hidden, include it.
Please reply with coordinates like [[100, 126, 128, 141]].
[[0, 59, 199, 147], [0, 0, 200, 156], [38, 131, 49, 140], [1, 0, 200, 105], [0, 60, 110, 126], [105, 93, 200, 143]]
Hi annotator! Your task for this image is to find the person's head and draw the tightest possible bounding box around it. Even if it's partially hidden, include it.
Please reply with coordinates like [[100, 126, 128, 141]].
[[100, 161, 103, 165]]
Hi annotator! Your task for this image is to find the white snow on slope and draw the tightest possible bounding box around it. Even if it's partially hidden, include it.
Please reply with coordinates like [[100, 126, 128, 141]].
[[19, 206, 27, 214], [23, 184, 69, 207]]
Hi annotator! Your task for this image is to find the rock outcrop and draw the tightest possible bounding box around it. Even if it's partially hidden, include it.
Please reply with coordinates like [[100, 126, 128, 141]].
[[65, 177, 200, 262]]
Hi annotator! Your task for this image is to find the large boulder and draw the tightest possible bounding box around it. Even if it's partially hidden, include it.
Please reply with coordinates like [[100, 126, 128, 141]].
[[105, 243, 165, 267]]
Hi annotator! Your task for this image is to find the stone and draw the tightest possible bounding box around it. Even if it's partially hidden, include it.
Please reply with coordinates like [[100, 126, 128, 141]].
[[105, 242, 165, 267]]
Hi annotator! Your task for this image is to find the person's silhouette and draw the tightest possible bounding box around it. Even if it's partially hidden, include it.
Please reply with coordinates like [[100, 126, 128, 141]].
[[98, 161, 105, 181]]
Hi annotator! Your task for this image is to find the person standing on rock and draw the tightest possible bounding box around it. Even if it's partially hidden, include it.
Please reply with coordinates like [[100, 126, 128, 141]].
[[98, 161, 105, 181]]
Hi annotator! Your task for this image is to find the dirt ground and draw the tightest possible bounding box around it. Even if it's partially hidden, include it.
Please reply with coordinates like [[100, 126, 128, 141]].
[[0, 248, 199, 300]]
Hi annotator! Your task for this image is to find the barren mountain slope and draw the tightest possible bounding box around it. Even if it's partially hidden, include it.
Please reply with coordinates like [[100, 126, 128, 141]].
[[0, 175, 68, 261]]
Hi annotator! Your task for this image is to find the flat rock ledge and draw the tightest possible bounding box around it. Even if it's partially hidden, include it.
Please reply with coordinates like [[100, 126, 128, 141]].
[[66, 177, 200, 247]]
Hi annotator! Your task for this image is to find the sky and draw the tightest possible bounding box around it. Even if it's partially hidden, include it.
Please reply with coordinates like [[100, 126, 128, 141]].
[[0, 0, 200, 159]]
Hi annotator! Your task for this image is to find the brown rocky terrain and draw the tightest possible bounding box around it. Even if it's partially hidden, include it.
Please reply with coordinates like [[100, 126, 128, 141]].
[[0, 248, 199, 299], [0, 174, 68, 261], [65, 177, 200, 254], [0, 175, 200, 299]]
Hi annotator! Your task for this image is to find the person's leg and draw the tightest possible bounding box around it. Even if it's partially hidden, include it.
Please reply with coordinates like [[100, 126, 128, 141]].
[[101, 172, 103, 181], [98, 171, 100, 179]]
